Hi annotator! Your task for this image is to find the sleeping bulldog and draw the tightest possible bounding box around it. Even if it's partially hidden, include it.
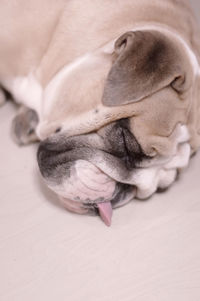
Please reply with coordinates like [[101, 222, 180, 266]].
[[1, 0, 200, 225]]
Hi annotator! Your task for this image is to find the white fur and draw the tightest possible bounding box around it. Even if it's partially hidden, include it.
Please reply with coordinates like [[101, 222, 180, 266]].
[[130, 125, 191, 199], [43, 53, 96, 116], [2, 73, 43, 116], [138, 123, 190, 169]]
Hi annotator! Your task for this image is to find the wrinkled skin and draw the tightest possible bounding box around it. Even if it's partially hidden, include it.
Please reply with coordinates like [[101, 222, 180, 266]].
[[37, 118, 191, 225], [36, 29, 197, 225]]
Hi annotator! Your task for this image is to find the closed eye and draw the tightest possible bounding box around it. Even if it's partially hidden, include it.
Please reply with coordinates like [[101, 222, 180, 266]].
[[121, 126, 150, 169], [121, 128, 135, 169]]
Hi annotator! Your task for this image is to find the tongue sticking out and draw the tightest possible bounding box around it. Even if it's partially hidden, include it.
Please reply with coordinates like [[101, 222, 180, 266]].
[[97, 201, 113, 226]]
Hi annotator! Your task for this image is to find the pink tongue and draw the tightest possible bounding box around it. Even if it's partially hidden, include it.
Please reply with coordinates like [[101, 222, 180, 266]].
[[97, 201, 113, 226]]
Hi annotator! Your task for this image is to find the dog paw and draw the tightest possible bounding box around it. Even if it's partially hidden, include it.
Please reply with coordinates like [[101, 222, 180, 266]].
[[11, 106, 39, 145]]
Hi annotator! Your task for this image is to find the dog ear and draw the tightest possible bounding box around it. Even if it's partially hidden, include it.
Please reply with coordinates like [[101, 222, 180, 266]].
[[102, 31, 186, 106]]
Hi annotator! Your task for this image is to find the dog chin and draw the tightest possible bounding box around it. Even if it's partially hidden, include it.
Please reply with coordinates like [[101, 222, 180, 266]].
[[45, 143, 191, 207], [49, 160, 117, 203], [44, 159, 136, 215], [42, 132, 191, 225]]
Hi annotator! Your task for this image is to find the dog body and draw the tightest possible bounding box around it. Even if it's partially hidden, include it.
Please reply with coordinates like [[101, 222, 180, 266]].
[[1, 0, 200, 224]]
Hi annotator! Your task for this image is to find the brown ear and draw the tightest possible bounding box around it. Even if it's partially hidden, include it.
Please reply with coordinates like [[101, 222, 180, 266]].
[[102, 31, 186, 106]]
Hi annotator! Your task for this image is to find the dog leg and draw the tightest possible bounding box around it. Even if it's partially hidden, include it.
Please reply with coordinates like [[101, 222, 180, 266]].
[[11, 106, 39, 145]]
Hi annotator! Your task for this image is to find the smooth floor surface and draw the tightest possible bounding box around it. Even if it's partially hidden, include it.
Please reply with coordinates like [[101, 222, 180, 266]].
[[1, 2, 200, 300]]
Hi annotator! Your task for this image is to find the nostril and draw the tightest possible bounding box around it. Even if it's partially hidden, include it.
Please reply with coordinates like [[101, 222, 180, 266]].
[[38, 133, 74, 154], [37, 140, 55, 165], [37, 140, 56, 162], [37, 143, 47, 169], [38, 137, 62, 153], [37, 141, 58, 178]]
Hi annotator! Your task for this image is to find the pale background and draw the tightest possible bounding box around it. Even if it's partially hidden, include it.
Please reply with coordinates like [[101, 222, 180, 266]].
[[0, 1, 200, 300]]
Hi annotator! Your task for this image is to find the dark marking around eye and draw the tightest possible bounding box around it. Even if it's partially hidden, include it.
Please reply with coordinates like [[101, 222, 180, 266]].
[[105, 118, 150, 169]]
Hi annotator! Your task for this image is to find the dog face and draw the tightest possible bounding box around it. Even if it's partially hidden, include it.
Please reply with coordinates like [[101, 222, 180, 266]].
[[37, 30, 197, 225]]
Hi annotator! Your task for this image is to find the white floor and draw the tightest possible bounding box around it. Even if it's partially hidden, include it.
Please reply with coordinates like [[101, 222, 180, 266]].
[[1, 3, 200, 301]]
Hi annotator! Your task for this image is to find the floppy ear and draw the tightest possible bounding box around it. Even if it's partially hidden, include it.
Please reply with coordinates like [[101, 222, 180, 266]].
[[102, 30, 186, 106]]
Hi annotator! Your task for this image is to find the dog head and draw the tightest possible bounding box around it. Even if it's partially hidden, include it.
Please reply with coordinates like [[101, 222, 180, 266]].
[[37, 29, 200, 225]]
